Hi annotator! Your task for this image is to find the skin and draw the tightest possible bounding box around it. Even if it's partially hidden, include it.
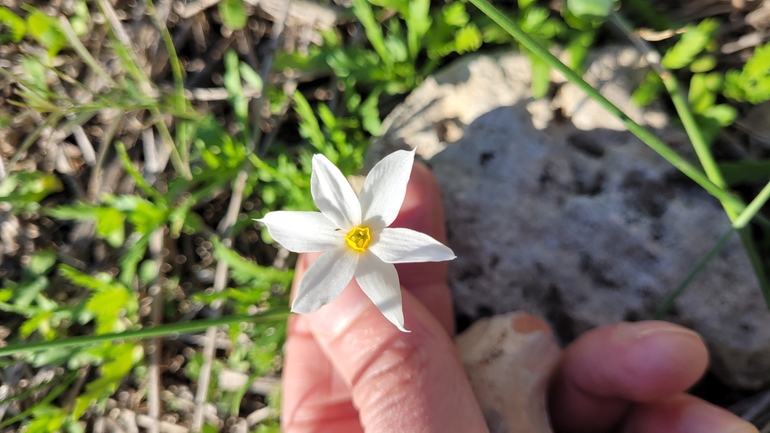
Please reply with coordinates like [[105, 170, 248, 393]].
[[282, 163, 759, 433]]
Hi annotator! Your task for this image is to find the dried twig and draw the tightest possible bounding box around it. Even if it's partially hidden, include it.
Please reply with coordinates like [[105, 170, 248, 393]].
[[246, 407, 271, 426], [87, 110, 123, 203], [143, 128, 166, 433], [184, 86, 261, 101]]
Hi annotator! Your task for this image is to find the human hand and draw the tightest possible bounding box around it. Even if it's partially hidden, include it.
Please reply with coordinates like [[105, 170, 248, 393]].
[[281, 162, 758, 433]]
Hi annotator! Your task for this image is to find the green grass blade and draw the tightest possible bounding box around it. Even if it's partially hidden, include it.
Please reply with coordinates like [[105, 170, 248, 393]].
[[734, 181, 770, 229], [654, 227, 735, 318], [0, 308, 289, 356]]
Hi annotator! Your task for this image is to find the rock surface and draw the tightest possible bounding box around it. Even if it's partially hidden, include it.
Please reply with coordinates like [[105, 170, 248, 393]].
[[369, 47, 770, 389], [456, 312, 560, 433]]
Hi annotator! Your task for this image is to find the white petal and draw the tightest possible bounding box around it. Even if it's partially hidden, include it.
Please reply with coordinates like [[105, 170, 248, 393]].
[[257, 211, 343, 253], [355, 253, 408, 332], [369, 227, 455, 264], [359, 149, 415, 229], [311, 154, 361, 229], [292, 247, 358, 314]]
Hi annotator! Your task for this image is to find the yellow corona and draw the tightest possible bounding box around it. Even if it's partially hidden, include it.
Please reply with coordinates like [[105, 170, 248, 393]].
[[345, 226, 371, 252]]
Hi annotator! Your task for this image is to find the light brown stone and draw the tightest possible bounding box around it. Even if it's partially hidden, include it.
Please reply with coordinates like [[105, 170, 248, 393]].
[[456, 312, 561, 433]]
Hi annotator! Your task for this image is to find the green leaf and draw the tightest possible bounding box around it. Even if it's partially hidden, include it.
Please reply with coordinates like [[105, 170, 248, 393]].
[[73, 344, 140, 418], [25, 8, 66, 58], [128, 201, 166, 235], [138, 260, 159, 283], [360, 90, 382, 136], [384, 33, 409, 63], [454, 24, 482, 54], [350, 0, 392, 67], [58, 265, 137, 333], [519, 7, 550, 34], [24, 408, 66, 433], [567, 0, 613, 20], [632, 71, 663, 106], [86, 288, 132, 334], [69, 0, 89, 36], [223, 49, 248, 127], [724, 43, 770, 103], [690, 55, 717, 73], [564, 30, 594, 71], [442, 2, 469, 27], [317, 102, 338, 130], [119, 231, 150, 284], [293, 90, 328, 154], [58, 264, 115, 292], [367, 0, 407, 13], [702, 103, 736, 127], [28, 249, 57, 277], [202, 424, 219, 433], [695, 104, 736, 144], [14, 276, 49, 309], [0, 171, 62, 212], [662, 19, 720, 70], [406, 0, 431, 59], [239, 61, 263, 92], [20, 310, 54, 339], [96, 207, 126, 247], [519, 0, 537, 10], [107, 195, 166, 235], [219, 0, 247, 30], [47, 203, 126, 247], [211, 237, 293, 286], [0, 7, 26, 43], [689, 73, 715, 114]]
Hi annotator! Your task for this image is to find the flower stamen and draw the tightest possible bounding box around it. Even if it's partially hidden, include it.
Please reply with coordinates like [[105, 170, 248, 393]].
[[345, 226, 371, 252]]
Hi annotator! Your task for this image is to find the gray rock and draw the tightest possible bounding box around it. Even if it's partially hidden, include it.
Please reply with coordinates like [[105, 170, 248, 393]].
[[370, 47, 770, 389]]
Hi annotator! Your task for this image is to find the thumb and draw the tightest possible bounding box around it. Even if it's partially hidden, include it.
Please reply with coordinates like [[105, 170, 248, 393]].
[[306, 274, 489, 432]]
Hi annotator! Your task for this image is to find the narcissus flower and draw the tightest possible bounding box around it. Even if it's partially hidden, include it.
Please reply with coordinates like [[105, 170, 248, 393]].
[[257, 149, 455, 332]]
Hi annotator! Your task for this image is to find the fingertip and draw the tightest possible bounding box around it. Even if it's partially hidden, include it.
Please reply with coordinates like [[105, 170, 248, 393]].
[[550, 321, 710, 433], [567, 321, 708, 400]]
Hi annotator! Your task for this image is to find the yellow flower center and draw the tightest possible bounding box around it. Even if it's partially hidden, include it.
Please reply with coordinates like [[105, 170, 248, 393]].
[[345, 226, 371, 252]]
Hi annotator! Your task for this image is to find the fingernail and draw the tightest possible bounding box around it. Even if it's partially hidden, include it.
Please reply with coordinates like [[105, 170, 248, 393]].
[[615, 321, 702, 342], [680, 404, 758, 433], [308, 281, 370, 337]]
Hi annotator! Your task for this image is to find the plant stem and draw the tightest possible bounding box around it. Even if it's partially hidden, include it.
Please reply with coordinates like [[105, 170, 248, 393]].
[[610, 11, 770, 309], [735, 181, 770, 229], [0, 309, 289, 357], [654, 228, 736, 318]]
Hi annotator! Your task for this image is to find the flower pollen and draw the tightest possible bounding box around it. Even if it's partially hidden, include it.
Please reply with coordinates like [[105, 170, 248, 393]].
[[345, 226, 371, 252]]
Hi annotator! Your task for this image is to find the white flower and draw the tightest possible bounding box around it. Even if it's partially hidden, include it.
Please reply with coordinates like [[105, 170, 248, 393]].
[[257, 149, 455, 332]]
